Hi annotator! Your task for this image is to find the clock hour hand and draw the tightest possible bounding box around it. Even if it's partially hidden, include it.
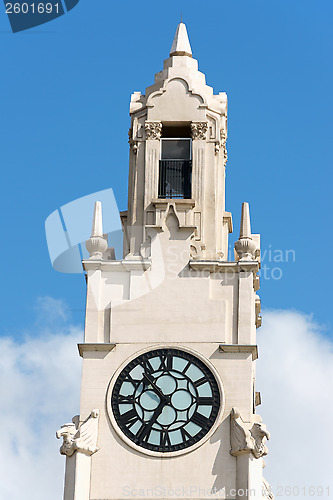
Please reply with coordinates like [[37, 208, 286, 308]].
[[142, 372, 165, 400], [137, 395, 168, 441]]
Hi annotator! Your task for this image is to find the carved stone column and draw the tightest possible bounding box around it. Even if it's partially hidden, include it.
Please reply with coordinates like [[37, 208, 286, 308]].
[[56, 410, 100, 500], [230, 408, 271, 500], [190, 121, 207, 258], [144, 121, 162, 246]]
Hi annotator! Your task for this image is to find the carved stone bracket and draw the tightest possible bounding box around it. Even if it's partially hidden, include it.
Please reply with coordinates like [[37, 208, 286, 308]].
[[230, 408, 254, 456], [255, 293, 262, 329], [189, 236, 205, 260], [145, 121, 162, 140], [220, 130, 228, 166], [128, 128, 138, 153], [56, 409, 100, 457], [230, 408, 270, 459], [191, 121, 208, 140], [251, 420, 270, 458]]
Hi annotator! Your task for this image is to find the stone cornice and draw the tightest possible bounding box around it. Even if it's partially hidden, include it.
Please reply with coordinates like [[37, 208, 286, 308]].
[[78, 343, 116, 357], [82, 259, 151, 272], [152, 199, 196, 209], [219, 344, 258, 360], [189, 260, 259, 273]]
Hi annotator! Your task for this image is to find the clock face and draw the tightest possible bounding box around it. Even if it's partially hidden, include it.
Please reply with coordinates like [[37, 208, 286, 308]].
[[111, 348, 221, 453]]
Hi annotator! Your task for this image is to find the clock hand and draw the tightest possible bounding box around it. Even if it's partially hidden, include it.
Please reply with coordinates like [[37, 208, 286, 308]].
[[142, 372, 165, 400], [137, 396, 168, 441]]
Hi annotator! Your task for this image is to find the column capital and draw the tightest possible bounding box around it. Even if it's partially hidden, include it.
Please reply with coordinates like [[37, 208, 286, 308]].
[[191, 121, 208, 140], [145, 121, 162, 140]]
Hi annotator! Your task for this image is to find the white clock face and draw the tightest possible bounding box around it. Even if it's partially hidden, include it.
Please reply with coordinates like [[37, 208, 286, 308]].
[[110, 348, 221, 454]]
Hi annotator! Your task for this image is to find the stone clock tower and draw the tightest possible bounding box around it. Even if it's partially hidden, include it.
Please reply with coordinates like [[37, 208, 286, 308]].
[[57, 23, 273, 500]]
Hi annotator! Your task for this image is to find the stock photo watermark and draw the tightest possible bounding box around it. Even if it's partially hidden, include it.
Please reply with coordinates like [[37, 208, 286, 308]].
[[165, 243, 296, 282], [45, 188, 296, 285], [45, 188, 122, 273], [259, 244, 296, 281], [90, 483, 330, 499], [3, 0, 80, 32]]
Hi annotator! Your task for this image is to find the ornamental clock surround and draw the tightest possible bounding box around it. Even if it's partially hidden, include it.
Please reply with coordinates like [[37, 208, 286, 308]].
[[107, 345, 224, 457]]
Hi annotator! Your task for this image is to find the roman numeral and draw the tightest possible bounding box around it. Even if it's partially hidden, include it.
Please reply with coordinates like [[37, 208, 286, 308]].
[[193, 376, 207, 387], [180, 427, 192, 441], [197, 397, 214, 405], [159, 353, 173, 371], [121, 408, 139, 427], [182, 361, 191, 374], [160, 431, 171, 447], [191, 412, 209, 428], [141, 358, 154, 374], [136, 423, 151, 443], [114, 394, 135, 404]]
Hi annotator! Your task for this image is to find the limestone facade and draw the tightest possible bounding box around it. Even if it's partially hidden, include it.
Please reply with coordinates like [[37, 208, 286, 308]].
[[57, 23, 272, 500]]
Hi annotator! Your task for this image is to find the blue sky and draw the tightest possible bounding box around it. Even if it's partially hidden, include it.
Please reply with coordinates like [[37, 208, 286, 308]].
[[0, 0, 332, 337]]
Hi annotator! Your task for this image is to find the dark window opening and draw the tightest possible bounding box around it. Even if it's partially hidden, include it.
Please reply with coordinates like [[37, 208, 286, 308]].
[[162, 124, 192, 138], [158, 124, 192, 199]]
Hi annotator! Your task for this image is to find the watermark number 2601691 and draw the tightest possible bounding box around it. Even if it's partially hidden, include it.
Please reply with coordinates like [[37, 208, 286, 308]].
[[3, 0, 80, 32], [6, 3, 61, 14]]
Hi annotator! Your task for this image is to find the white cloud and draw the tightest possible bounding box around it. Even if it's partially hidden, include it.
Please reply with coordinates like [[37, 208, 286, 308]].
[[0, 297, 82, 500], [257, 309, 333, 499], [34, 295, 69, 323], [1, 301, 332, 500]]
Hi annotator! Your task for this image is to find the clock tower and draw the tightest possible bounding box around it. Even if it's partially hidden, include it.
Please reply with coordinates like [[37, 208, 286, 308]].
[[57, 23, 273, 500]]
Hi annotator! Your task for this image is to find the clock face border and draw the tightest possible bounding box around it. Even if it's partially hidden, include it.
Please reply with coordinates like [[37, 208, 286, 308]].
[[106, 344, 225, 458]]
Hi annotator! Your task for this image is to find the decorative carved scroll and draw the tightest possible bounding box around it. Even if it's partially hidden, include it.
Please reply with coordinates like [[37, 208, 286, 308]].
[[230, 408, 270, 459], [145, 121, 162, 140], [220, 130, 228, 166], [251, 421, 270, 458], [191, 121, 208, 140], [56, 409, 100, 457], [128, 128, 138, 153]]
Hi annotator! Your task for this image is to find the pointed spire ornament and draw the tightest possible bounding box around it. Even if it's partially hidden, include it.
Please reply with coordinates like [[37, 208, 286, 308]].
[[170, 23, 192, 57], [239, 202, 252, 239], [234, 202, 256, 261], [85, 201, 108, 259]]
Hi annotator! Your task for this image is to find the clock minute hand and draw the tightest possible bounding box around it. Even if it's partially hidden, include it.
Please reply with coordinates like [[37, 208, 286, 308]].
[[137, 395, 168, 442], [143, 373, 165, 400]]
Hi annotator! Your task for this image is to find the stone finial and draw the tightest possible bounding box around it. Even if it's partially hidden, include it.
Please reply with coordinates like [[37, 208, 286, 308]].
[[239, 202, 252, 238], [170, 22, 192, 57], [85, 201, 108, 259], [234, 202, 256, 261]]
